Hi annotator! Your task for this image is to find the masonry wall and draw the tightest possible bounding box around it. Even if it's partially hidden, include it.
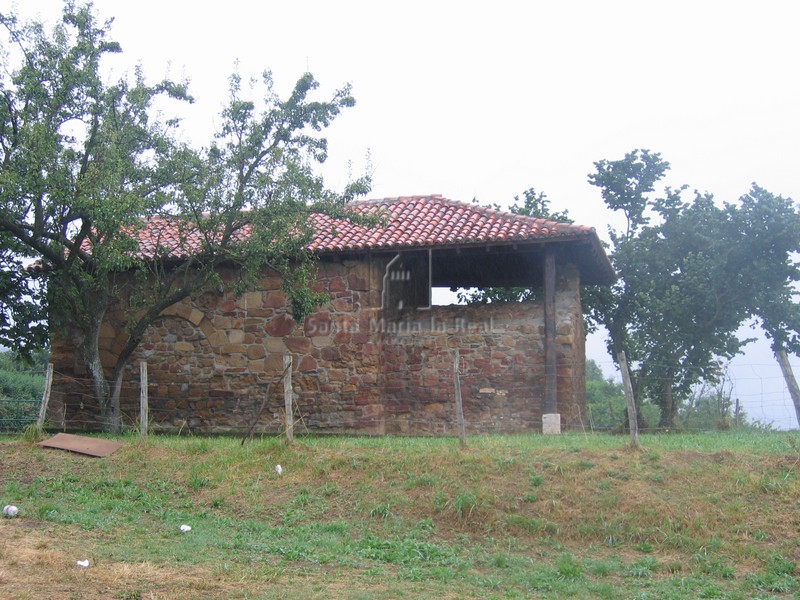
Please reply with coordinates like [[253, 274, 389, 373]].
[[47, 255, 586, 434]]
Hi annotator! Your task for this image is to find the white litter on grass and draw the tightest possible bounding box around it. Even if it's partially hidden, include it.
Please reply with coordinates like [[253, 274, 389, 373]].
[[76, 560, 89, 568], [180, 524, 192, 533], [275, 464, 283, 476], [3, 505, 18, 517]]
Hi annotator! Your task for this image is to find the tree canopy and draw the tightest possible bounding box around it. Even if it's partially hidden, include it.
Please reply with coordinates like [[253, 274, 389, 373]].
[[586, 150, 800, 428], [0, 2, 370, 430]]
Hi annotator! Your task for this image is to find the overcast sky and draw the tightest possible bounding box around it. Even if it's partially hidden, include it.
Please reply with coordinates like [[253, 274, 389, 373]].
[[13, 0, 800, 428]]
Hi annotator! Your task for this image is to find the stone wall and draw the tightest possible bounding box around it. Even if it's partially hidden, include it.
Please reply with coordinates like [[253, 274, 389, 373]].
[[47, 254, 586, 434]]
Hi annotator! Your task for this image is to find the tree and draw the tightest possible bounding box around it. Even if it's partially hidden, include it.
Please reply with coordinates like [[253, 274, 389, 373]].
[[735, 186, 800, 427], [455, 188, 572, 304], [585, 359, 660, 432], [0, 235, 47, 357], [584, 359, 625, 431], [0, 2, 370, 431], [586, 150, 800, 429], [676, 368, 741, 431]]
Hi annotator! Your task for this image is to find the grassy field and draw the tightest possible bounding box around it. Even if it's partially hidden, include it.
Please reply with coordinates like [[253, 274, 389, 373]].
[[1, 431, 799, 599]]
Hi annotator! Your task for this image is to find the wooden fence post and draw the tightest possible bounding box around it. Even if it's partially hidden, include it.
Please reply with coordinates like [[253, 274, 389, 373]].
[[37, 363, 53, 428], [284, 355, 293, 444], [617, 350, 639, 448], [776, 349, 800, 429], [453, 349, 466, 447], [139, 361, 149, 437]]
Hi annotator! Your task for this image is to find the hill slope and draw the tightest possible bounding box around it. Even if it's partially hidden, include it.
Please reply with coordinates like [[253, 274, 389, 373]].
[[1, 432, 799, 598]]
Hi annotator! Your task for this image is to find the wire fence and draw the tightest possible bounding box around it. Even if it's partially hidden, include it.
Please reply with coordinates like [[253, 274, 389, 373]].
[[0, 398, 39, 432], [2, 356, 798, 435]]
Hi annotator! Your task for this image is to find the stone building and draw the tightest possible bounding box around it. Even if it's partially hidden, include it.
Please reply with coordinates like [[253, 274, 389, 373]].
[[48, 195, 615, 435]]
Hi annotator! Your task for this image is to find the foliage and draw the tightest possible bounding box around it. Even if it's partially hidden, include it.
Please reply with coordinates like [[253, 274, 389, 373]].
[[585, 359, 659, 431], [0, 238, 48, 358], [0, 350, 46, 430], [455, 188, 573, 304], [585, 149, 800, 428], [0, 350, 46, 399], [584, 359, 626, 431], [0, 2, 370, 431], [675, 367, 753, 431]]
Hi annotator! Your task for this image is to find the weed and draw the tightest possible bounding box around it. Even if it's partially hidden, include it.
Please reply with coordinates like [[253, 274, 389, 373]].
[[555, 554, 583, 580], [765, 552, 797, 576], [369, 503, 392, 520], [590, 582, 618, 599], [21, 423, 44, 442], [625, 556, 659, 578], [320, 483, 340, 497], [506, 514, 549, 534], [745, 571, 798, 594], [413, 517, 434, 534], [636, 542, 653, 553], [188, 472, 210, 492], [528, 471, 544, 487], [490, 552, 512, 568], [186, 439, 211, 454], [404, 472, 438, 489], [587, 558, 619, 577], [453, 490, 478, 519]]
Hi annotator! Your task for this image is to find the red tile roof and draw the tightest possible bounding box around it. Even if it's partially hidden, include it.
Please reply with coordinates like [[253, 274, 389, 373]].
[[67, 194, 614, 284], [308, 195, 596, 252]]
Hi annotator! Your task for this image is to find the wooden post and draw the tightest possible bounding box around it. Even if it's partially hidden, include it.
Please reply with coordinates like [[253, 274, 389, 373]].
[[542, 249, 560, 433], [775, 348, 800, 429], [453, 349, 466, 446], [544, 250, 557, 412], [139, 361, 149, 437], [617, 350, 639, 448], [284, 355, 293, 443], [37, 363, 53, 428]]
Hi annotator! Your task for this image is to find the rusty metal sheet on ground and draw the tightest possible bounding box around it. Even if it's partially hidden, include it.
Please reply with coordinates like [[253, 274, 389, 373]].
[[37, 433, 123, 457]]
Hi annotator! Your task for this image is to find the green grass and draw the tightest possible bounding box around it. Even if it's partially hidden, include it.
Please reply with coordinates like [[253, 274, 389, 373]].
[[1, 431, 799, 598]]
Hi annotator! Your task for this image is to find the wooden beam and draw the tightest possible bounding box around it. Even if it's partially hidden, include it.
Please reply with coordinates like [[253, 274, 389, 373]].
[[544, 249, 557, 414]]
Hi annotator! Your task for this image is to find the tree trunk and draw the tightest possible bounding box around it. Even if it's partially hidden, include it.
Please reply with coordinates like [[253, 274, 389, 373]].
[[658, 371, 676, 430], [775, 348, 800, 429], [85, 340, 116, 431], [80, 293, 121, 433], [617, 350, 638, 448]]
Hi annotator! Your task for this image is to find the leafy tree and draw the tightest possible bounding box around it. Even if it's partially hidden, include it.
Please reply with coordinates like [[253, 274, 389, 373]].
[[735, 187, 800, 426], [584, 359, 625, 431], [676, 370, 741, 431], [455, 188, 572, 304], [585, 359, 660, 431], [0, 236, 47, 357], [586, 150, 800, 429], [0, 350, 46, 400], [0, 2, 370, 431]]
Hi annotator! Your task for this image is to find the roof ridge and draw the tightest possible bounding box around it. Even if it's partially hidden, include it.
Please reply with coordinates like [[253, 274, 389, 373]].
[[351, 194, 590, 230], [350, 194, 444, 206]]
